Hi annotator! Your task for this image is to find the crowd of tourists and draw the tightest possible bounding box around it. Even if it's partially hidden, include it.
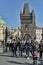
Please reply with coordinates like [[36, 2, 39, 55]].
[[5, 38, 43, 59]]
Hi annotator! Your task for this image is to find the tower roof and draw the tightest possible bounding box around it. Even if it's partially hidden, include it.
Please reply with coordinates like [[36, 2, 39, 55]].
[[32, 9, 35, 16], [23, 3, 30, 15], [0, 16, 6, 24]]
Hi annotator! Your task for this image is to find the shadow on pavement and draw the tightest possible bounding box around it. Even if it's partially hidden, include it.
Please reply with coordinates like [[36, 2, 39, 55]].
[[7, 60, 23, 64], [38, 58, 43, 61], [20, 55, 33, 59], [0, 54, 19, 58], [40, 62, 43, 65], [39, 62, 43, 65], [6, 60, 33, 65], [0, 54, 11, 57], [23, 62, 33, 65], [20, 55, 27, 58]]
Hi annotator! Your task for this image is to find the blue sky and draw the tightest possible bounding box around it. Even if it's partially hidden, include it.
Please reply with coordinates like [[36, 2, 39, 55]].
[[0, 0, 43, 28]]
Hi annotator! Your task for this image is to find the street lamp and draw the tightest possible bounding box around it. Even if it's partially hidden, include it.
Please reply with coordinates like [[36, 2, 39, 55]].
[[42, 28, 43, 40], [42, 34, 43, 40]]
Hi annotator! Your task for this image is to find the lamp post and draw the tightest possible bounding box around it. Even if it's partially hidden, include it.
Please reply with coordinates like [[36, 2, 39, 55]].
[[42, 34, 43, 40], [26, 27, 28, 40], [42, 28, 43, 40]]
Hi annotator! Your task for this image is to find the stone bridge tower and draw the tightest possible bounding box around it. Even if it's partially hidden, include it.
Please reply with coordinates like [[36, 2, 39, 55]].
[[20, 3, 36, 40]]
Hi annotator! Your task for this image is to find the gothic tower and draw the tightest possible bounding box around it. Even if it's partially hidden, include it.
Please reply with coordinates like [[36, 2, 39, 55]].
[[20, 3, 36, 40]]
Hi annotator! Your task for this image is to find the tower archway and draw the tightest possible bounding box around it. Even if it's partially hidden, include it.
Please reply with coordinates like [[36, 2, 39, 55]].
[[23, 33, 31, 40]]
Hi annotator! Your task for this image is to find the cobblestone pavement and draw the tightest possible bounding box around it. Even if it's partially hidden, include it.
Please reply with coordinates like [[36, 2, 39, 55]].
[[0, 52, 43, 65]]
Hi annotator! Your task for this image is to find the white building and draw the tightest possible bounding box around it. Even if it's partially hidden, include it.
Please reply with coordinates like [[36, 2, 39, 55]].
[[0, 16, 6, 41], [35, 26, 42, 43], [7, 28, 21, 42]]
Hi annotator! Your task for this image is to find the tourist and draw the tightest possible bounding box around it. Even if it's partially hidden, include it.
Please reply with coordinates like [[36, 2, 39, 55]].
[[19, 40, 25, 57], [39, 40, 43, 59], [12, 39, 17, 57]]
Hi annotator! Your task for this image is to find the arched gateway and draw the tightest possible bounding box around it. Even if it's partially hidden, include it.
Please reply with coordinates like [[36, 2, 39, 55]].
[[23, 34, 31, 40]]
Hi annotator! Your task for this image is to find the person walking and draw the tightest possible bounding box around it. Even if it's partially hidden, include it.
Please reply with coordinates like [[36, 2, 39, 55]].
[[39, 40, 43, 59], [12, 39, 17, 57], [25, 40, 30, 57], [20, 40, 25, 57]]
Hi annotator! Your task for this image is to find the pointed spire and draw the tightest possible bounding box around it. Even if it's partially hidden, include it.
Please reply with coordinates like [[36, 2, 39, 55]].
[[32, 9, 36, 26], [23, 3, 30, 15], [32, 9, 35, 16]]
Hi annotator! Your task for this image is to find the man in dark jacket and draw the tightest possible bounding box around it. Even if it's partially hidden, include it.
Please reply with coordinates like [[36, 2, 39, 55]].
[[19, 40, 25, 57], [12, 39, 17, 56], [25, 40, 29, 56]]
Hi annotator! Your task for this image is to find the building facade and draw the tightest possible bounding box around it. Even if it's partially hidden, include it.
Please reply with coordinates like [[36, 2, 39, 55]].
[[7, 28, 21, 42], [20, 3, 36, 40], [35, 26, 42, 43], [0, 16, 6, 41], [0, 16, 7, 53]]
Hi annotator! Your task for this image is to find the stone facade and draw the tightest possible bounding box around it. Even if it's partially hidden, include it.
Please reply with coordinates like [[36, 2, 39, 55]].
[[20, 3, 36, 40]]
